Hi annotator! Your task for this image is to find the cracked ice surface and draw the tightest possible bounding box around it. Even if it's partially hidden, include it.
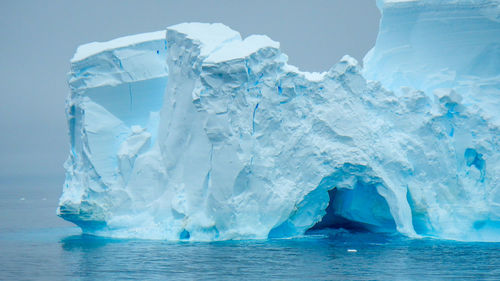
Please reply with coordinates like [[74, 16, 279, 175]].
[[59, 1, 500, 241]]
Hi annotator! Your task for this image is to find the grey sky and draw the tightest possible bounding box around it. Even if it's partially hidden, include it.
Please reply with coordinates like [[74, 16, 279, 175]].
[[0, 0, 379, 181]]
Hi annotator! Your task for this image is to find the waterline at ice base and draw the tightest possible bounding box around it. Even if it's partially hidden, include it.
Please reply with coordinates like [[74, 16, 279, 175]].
[[58, 0, 500, 242]]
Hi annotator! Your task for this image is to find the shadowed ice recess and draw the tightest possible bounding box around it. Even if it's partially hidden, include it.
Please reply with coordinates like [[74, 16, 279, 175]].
[[58, 0, 500, 242]]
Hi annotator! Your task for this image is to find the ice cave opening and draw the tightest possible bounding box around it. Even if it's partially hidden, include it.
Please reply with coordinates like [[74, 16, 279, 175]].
[[307, 170, 397, 234]]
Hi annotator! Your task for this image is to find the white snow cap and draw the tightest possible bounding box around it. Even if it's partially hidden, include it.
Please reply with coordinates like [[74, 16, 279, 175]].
[[71, 31, 166, 62], [206, 35, 280, 63], [168, 23, 242, 57]]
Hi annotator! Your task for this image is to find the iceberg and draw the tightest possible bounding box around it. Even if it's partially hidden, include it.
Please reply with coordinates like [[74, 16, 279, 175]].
[[58, 0, 500, 241]]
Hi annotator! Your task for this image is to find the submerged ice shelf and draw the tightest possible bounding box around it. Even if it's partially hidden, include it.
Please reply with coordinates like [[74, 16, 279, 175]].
[[58, 0, 500, 241]]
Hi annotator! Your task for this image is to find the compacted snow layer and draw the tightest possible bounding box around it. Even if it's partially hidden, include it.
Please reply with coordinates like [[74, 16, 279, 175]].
[[59, 1, 500, 241]]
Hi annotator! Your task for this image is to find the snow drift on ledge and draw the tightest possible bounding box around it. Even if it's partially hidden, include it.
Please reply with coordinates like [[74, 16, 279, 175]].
[[58, 0, 500, 242]]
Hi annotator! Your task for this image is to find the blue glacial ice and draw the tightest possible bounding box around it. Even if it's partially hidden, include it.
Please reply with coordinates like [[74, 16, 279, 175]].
[[58, 0, 500, 241]]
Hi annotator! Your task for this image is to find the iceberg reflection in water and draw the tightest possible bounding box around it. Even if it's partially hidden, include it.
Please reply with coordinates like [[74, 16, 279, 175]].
[[3, 227, 500, 280]]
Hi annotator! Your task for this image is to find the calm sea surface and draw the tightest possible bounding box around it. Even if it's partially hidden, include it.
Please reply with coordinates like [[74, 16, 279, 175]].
[[1, 178, 500, 280]]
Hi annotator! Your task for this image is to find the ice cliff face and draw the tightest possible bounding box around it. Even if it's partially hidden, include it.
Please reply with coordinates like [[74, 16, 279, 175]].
[[58, 1, 500, 241]]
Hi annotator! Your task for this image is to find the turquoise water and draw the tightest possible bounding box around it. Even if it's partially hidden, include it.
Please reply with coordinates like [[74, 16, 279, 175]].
[[2, 178, 500, 280]]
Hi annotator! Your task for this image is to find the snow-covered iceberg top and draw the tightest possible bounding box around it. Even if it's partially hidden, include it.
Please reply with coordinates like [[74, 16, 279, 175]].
[[71, 31, 166, 62], [59, 0, 500, 242]]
